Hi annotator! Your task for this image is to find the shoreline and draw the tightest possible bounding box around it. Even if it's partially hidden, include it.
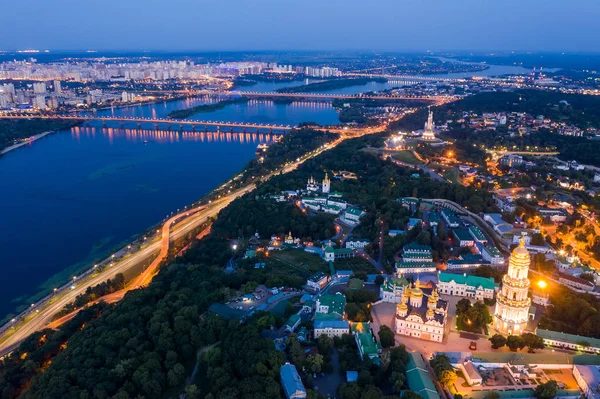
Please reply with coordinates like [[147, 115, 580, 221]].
[[0, 131, 54, 156]]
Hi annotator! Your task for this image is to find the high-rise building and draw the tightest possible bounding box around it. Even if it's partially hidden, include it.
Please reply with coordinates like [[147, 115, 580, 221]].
[[33, 95, 47, 109], [33, 82, 47, 94], [54, 80, 62, 94], [493, 235, 531, 335]]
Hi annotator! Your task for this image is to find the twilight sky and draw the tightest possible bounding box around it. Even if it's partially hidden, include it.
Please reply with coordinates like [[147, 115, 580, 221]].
[[3, 0, 600, 52]]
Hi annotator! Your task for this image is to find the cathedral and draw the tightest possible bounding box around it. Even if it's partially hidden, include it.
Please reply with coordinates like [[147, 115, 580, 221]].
[[493, 236, 532, 335], [394, 279, 448, 342], [306, 173, 330, 193]]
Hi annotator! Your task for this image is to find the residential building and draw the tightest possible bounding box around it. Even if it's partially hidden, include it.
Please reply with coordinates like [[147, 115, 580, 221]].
[[574, 365, 600, 399], [406, 353, 441, 399], [453, 228, 475, 247], [280, 363, 307, 399], [396, 261, 437, 275], [323, 241, 355, 262], [437, 272, 495, 300], [538, 208, 569, 223], [468, 225, 488, 245], [493, 238, 531, 335], [342, 207, 365, 226], [351, 322, 382, 361], [459, 361, 483, 386], [441, 209, 461, 228], [345, 238, 370, 250], [558, 274, 595, 292], [537, 329, 600, 354], [479, 243, 505, 265], [284, 314, 301, 332], [395, 280, 448, 342], [306, 272, 329, 291], [314, 319, 349, 338], [484, 213, 513, 234], [315, 293, 346, 318]]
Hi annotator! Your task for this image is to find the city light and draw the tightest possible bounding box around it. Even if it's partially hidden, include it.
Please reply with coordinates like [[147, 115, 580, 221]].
[[537, 280, 547, 289]]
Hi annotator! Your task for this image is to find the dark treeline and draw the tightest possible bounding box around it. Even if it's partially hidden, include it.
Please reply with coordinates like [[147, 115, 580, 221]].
[[0, 119, 80, 151], [276, 77, 387, 93], [538, 286, 600, 338], [0, 304, 108, 399], [2, 130, 496, 398], [166, 97, 249, 118], [211, 198, 336, 242], [392, 90, 600, 167]]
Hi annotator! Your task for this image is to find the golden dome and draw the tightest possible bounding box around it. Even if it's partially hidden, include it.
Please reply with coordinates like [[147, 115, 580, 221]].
[[426, 308, 435, 318], [397, 302, 408, 311], [411, 287, 423, 298], [512, 237, 531, 259]]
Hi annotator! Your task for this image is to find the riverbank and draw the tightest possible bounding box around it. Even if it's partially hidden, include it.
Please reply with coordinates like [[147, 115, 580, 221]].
[[0, 131, 53, 155], [276, 77, 387, 93], [166, 96, 250, 118]]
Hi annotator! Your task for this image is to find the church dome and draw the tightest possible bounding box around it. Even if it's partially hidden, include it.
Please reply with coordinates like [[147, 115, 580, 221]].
[[512, 237, 530, 259]]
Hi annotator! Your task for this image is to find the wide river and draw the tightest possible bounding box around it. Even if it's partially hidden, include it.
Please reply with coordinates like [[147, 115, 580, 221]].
[[0, 63, 530, 320]]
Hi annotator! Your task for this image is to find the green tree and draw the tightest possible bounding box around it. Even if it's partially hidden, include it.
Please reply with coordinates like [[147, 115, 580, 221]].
[[489, 334, 507, 349], [535, 380, 558, 399], [507, 335, 525, 352], [378, 325, 396, 348], [307, 354, 324, 374], [521, 333, 545, 353], [403, 391, 424, 399], [317, 334, 334, 356], [438, 369, 457, 387]]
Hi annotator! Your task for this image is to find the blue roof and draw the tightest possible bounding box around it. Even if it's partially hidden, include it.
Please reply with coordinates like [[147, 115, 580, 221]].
[[280, 363, 306, 398], [314, 319, 350, 330], [346, 371, 359, 382]]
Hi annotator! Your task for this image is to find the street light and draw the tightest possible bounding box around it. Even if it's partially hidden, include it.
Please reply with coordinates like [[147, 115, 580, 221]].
[[537, 280, 547, 289]]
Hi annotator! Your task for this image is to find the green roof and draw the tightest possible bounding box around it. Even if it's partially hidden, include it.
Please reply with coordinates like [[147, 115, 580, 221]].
[[470, 351, 600, 366], [429, 212, 440, 223], [317, 293, 346, 317], [403, 252, 433, 259], [286, 314, 300, 327], [381, 276, 410, 292], [469, 225, 486, 241], [404, 243, 433, 252], [484, 245, 502, 257], [536, 329, 600, 349], [453, 228, 473, 242], [351, 322, 382, 356], [406, 353, 440, 399], [438, 272, 495, 290], [328, 191, 343, 197], [345, 207, 364, 216], [396, 261, 436, 269], [334, 248, 354, 255], [309, 272, 327, 282]]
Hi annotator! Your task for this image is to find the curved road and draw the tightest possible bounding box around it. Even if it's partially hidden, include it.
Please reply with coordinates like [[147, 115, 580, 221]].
[[0, 185, 254, 355]]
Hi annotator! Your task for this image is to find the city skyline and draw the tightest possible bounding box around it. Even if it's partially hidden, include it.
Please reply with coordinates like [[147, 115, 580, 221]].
[[3, 0, 600, 52]]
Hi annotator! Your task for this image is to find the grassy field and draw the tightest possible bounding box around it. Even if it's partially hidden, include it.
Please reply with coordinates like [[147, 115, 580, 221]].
[[391, 150, 422, 165], [334, 257, 379, 274], [271, 249, 329, 274]]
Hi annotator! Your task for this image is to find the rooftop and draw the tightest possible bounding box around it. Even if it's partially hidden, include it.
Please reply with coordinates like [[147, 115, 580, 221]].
[[537, 329, 600, 349], [406, 352, 440, 399], [438, 272, 495, 290]]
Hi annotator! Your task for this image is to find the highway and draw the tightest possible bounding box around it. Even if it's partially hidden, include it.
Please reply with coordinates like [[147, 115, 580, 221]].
[[0, 126, 344, 356], [0, 185, 254, 356]]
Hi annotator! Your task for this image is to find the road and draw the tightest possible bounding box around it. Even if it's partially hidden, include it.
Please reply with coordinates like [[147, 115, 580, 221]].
[[0, 185, 253, 355], [0, 122, 351, 356]]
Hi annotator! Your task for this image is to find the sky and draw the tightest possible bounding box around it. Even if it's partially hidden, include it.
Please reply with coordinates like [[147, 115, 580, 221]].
[[3, 0, 600, 52]]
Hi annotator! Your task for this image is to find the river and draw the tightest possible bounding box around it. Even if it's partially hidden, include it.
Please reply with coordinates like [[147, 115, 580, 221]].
[[0, 61, 531, 320]]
